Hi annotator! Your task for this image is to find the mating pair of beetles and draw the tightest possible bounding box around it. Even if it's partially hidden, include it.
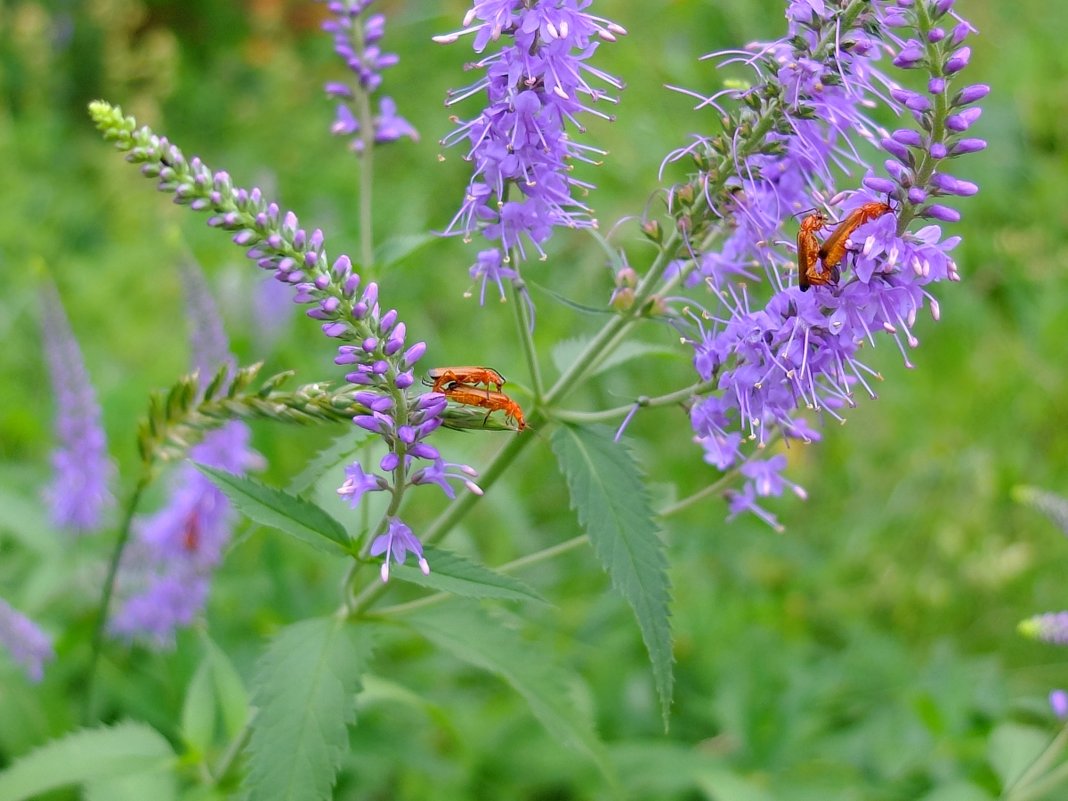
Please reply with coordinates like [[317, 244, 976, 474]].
[[796, 200, 895, 291], [425, 367, 526, 432]]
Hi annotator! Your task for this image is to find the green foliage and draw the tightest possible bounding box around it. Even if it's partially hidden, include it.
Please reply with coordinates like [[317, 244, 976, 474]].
[[196, 464, 355, 555], [405, 602, 615, 786], [388, 545, 548, 604], [241, 618, 375, 801], [551, 424, 674, 727], [0, 722, 175, 801], [3, 0, 1068, 799]]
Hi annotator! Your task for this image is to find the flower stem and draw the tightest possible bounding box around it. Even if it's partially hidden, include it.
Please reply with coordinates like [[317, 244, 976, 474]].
[[83, 473, 150, 722], [373, 533, 590, 617], [511, 274, 544, 401], [554, 379, 717, 424]]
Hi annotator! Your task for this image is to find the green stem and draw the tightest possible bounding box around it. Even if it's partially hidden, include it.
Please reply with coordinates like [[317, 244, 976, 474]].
[[374, 533, 590, 617], [348, 409, 546, 614], [512, 275, 545, 401], [1009, 759, 1068, 801], [658, 470, 739, 518], [83, 473, 150, 722], [210, 708, 257, 785], [1003, 723, 1068, 800], [554, 379, 717, 424]]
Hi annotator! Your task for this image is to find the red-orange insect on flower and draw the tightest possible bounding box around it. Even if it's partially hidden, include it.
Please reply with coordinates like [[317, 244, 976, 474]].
[[442, 384, 526, 431], [818, 201, 894, 274], [425, 366, 506, 395], [796, 211, 830, 292], [182, 513, 200, 553]]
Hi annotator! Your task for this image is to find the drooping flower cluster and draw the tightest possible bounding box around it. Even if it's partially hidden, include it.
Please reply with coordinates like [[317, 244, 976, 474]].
[[436, 0, 626, 302], [111, 263, 263, 647], [0, 596, 54, 682], [660, 0, 984, 527], [40, 281, 114, 534], [323, 0, 417, 152], [90, 101, 480, 579]]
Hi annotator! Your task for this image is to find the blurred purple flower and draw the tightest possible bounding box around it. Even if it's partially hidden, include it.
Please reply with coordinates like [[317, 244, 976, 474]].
[[111, 264, 263, 648], [324, 0, 417, 152], [252, 273, 295, 354], [1019, 612, 1068, 646], [437, 0, 625, 296], [0, 597, 54, 682], [40, 281, 114, 534], [1051, 689, 1068, 720]]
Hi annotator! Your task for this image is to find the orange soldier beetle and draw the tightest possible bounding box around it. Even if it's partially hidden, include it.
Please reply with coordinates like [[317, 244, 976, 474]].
[[796, 211, 830, 291], [182, 513, 200, 553], [425, 366, 506, 395], [442, 384, 526, 431], [818, 200, 895, 274]]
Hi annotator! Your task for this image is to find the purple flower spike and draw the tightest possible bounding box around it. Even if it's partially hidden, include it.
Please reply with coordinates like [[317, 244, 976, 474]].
[[323, 1, 416, 152], [439, 0, 624, 289], [657, 0, 982, 526], [111, 264, 263, 649], [40, 282, 115, 534], [0, 598, 54, 682]]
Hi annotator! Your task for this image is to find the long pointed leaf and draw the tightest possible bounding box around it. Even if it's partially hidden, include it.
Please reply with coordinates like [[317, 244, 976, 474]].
[[406, 603, 615, 786], [551, 424, 674, 727], [0, 722, 174, 801], [389, 546, 548, 604], [196, 465, 353, 555], [241, 618, 375, 801]]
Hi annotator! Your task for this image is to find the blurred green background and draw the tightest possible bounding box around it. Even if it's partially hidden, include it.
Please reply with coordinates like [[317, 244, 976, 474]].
[[2, 0, 1068, 798]]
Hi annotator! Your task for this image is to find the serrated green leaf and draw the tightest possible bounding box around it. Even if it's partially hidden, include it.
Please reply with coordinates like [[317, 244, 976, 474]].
[[180, 659, 215, 755], [406, 603, 615, 786], [288, 430, 370, 495], [551, 336, 678, 378], [241, 618, 375, 801], [202, 636, 250, 740], [195, 465, 352, 555], [550, 424, 674, 727], [0, 721, 174, 801], [389, 546, 548, 604], [84, 769, 178, 801]]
